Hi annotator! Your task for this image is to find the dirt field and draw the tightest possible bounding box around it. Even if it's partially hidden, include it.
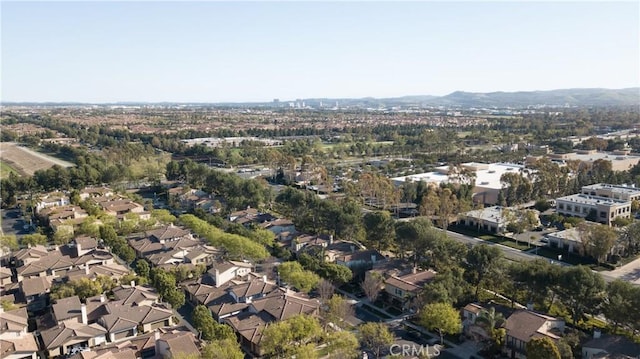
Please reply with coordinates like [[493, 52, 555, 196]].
[[0, 142, 74, 176]]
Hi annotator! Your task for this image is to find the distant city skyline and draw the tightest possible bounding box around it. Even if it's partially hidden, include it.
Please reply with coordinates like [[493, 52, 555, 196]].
[[2, 1, 639, 103]]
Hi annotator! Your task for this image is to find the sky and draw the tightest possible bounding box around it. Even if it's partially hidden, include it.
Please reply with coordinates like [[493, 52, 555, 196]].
[[1, 1, 639, 103]]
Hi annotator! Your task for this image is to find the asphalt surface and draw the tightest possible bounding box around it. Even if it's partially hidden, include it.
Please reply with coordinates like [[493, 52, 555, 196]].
[[1, 208, 33, 237]]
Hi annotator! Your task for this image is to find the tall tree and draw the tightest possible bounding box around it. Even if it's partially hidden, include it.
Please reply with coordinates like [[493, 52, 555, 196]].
[[358, 322, 394, 358], [419, 302, 462, 345], [361, 272, 383, 303], [261, 315, 323, 359], [363, 211, 396, 251], [464, 244, 504, 298], [556, 266, 606, 324], [526, 337, 561, 359]]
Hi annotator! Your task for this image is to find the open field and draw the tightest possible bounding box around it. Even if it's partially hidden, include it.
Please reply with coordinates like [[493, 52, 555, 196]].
[[0, 161, 19, 179], [0, 142, 74, 176]]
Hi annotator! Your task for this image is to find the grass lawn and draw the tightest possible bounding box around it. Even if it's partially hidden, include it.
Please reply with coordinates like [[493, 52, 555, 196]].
[[448, 226, 531, 251], [483, 236, 532, 251], [534, 247, 596, 266], [0, 161, 19, 179]]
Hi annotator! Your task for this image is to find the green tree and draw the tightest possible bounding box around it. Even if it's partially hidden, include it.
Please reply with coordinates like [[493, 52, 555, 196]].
[[324, 295, 354, 329], [201, 339, 244, 359], [556, 265, 606, 324], [0, 234, 20, 254], [163, 288, 185, 309], [419, 302, 462, 345], [325, 330, 359, 359], [358, 322, 394, 358], [135, 259, 150, 278], [363, 211, 396, 251], [321, 263, 353, 286], [278, 261, 320, 293], [464, 244, 504, 298], [603, 280, 640, 332], [192, 305, 235, 341], [580, 224, 619, 264], [526, 337, 561, 359], [151, 209, 177, 224], [361, 272, 383, 303], [99, 224, 118, 244], [261, 315, 323, 358], [20, 233, 48, 247]]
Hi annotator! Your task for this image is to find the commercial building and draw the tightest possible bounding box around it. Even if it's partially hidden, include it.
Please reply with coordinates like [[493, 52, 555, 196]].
[[555, 194, 631, 225], [526, 150, 640, 172], [581, 183, 640, 201], [391, 162, 528, 205], [458, 206, 511, 234]]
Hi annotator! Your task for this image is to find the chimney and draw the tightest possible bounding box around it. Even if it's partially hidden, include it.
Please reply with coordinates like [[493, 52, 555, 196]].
[[154, 330, 161, 356], [329, 235, 334, 245], [0, 305, 4, 315], [350, 245, 355, 253], [100, 294, 106, 303], [85, 265, 90, 275], [215, 269, 220, 288], [412, 266, 417, 274], [80, 304, 87, 325], [262, 275, 267, 283], [527, 302, 534, 311], [130, 280, 135, 287], [593, 329, 601, 339]]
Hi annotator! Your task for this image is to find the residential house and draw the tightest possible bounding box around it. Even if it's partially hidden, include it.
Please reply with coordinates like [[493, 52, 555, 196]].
[[184, 245, 221, 267], [0, 306, 39, 359], [35, 192, 70, 214], [38, 318, 108, 358], [290, 233, 332, 253], [19, 276, 52, 311], [0, 266, 12, 287], [154, 330, 201, 359], [205, 260, 253, 288], [582, 332, 640, 359], [504, 310, 565, 359], [79, 187, 114, 201], [98, 198, 150, 220], [261, 218, 295, 235], [334, 249, 384, 269], [384, 269, 437, 311], [39, 205, 89, 234], [52, 296, 83, 324]]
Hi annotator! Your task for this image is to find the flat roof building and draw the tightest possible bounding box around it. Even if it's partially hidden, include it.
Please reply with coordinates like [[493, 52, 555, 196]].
[[556, 194, 631, 225], [527, 150, 640, 172], [391, 162, 528, 205], [581, 183, 640, 201]]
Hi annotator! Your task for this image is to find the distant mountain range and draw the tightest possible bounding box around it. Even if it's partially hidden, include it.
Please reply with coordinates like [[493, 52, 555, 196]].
[[302, 88, 640, 108], [428, 88, 640, 107], [3, 88, 639, 108]]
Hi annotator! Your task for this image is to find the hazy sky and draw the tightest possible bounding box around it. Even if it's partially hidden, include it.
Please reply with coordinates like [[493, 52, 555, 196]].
[[2, 1, 639, 103]]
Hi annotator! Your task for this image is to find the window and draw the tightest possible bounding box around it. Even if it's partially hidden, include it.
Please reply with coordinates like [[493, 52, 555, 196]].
[[600, 212, 606, 218], [559, 203, 564, 210]]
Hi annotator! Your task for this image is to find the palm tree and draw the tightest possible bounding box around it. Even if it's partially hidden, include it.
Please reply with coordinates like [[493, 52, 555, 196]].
[[474, 307, 505, 330]]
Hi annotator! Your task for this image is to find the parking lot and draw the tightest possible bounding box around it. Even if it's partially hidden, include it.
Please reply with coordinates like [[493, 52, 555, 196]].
[[1, 208, 34, 238]]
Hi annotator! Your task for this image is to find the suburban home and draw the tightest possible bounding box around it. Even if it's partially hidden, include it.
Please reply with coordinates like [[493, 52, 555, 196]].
[[35, 192, 70, 214], [154, 330, 201, 359], [103, 199, 150, 220], [3, 245, 49, 267], [111, 284, 160, 307], [290, 233, 333, 253], [223, 291, 320, 357], [79, 186, 114, 201], [229, 208, 259, 224], [38, 318, 108, 358], [504, 310, 565, 359], [334, 249, 384, 269], [52, 296, 83, 324], [68, 236, 99, 257], [384, 269, 437, 311], [205, 260, 253, 287], [582, 332, 640, 359], [224, 311, 270, 357], [262, 218, 296, 235], [0, 307, 39, 359], [184, 245, 220, 266], [0, 266, 13, 287], [19, 276, 52, 311]]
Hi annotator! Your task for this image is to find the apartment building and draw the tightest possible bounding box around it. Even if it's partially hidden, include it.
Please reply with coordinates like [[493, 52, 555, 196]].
[[581, 183, 640, 201]]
